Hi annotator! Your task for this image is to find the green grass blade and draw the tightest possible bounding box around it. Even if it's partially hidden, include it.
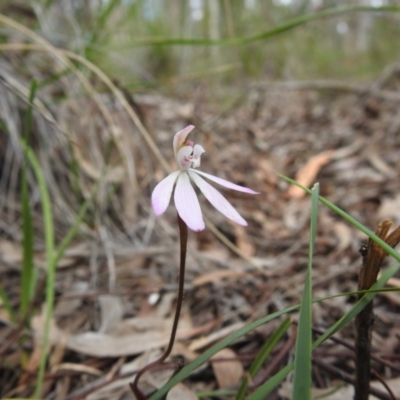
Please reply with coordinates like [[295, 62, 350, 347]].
[[22, 145, 55, 398], [95, 0, 121, 34], [248, 362, 294, 400], [236, 317, 291, 400], [126, 6, 400, 47], [248, 318, 292, 381], [197, 389, 236, 398], [86, 0, 121, 58], [27, 142, 95, 396], [20, 80, 37, 318], [278, 174, 400, 263], [292, 183, 319, 400], [53, 193, 92, 267], [248, 262, 400, 399]]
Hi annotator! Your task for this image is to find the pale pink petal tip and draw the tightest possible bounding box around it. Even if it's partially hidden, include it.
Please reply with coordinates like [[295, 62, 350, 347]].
[[193, 170, 259, 194]]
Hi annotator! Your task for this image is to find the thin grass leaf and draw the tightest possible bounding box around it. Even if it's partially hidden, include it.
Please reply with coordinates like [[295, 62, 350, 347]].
[[22, 145, 55, 398], [27, 141, 95, 396], [28, 150, 95, 396], [248, 262, 400, 399], [53, 191, 93, 267], [235, 317, 291, 400], [20, 80, 37, 318], [248, 362, 293, 400], [197, 389, 236, 398], [126, 6, 400, 47], [93, 0, 121, 37], [292, 183, 319, 400], [279, 174, 400, 264], [85, 0, 122, 59]]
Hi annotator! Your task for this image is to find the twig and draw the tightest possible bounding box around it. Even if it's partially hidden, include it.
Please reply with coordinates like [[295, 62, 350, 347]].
[[371, 370, 397, 400], [355, 220, 400, 400], [130, 213, 188, 399], [312, 326, 400, 373], [313, 358, 395, 400]]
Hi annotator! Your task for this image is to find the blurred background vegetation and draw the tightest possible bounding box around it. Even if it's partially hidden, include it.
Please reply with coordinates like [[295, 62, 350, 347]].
[[2, 0, 400, 91]]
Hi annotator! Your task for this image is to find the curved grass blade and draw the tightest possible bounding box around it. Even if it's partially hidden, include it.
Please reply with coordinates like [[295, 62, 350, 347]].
[[197, 389, 236, 398], [292, 183, 319, 400], [235, 317, 291, 400], [26, 144, 95, 397], [126, 6, 400, 47], [22, 145, 55, 398]]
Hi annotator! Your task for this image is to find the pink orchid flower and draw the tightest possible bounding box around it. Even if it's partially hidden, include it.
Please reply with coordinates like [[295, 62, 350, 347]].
[[151, 125, 258, 231]]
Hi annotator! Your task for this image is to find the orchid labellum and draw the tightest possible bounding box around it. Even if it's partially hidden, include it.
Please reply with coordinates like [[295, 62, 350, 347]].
[[151, 125, 258, 231]]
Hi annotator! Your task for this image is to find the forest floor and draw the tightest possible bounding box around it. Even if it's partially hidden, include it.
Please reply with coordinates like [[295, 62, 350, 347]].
[[1, 67, 400, 399]]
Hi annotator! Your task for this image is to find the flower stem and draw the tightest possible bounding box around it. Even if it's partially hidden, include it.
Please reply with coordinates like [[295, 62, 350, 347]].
[[130, 213, 188, 399]]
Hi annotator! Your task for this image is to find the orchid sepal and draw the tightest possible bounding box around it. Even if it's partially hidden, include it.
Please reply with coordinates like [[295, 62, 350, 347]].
[[191, 169, 259, 194], [151, 170, 180, 216]]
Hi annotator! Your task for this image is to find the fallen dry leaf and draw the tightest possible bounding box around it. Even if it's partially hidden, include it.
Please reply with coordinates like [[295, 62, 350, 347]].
[[67, 316, 192, 357], [98, 294, 124, 333], [288, 150, 334, 198], [211, 348, 244, 389], [166, 383, 198, 400]]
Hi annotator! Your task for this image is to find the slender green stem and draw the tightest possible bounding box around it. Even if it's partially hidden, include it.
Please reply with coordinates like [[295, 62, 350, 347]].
[[27, 145, 55, 399], [130, 213, 188, 399], [20, 80, 37, 319]]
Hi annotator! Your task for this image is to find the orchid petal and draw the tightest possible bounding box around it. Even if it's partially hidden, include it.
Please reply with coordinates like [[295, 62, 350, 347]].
[[173, 125, 195, 157], [189, 171, 248, 226], [191, 169, 259, 194], [174, 172, 205, 231], [151, 170, 180, 216]]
